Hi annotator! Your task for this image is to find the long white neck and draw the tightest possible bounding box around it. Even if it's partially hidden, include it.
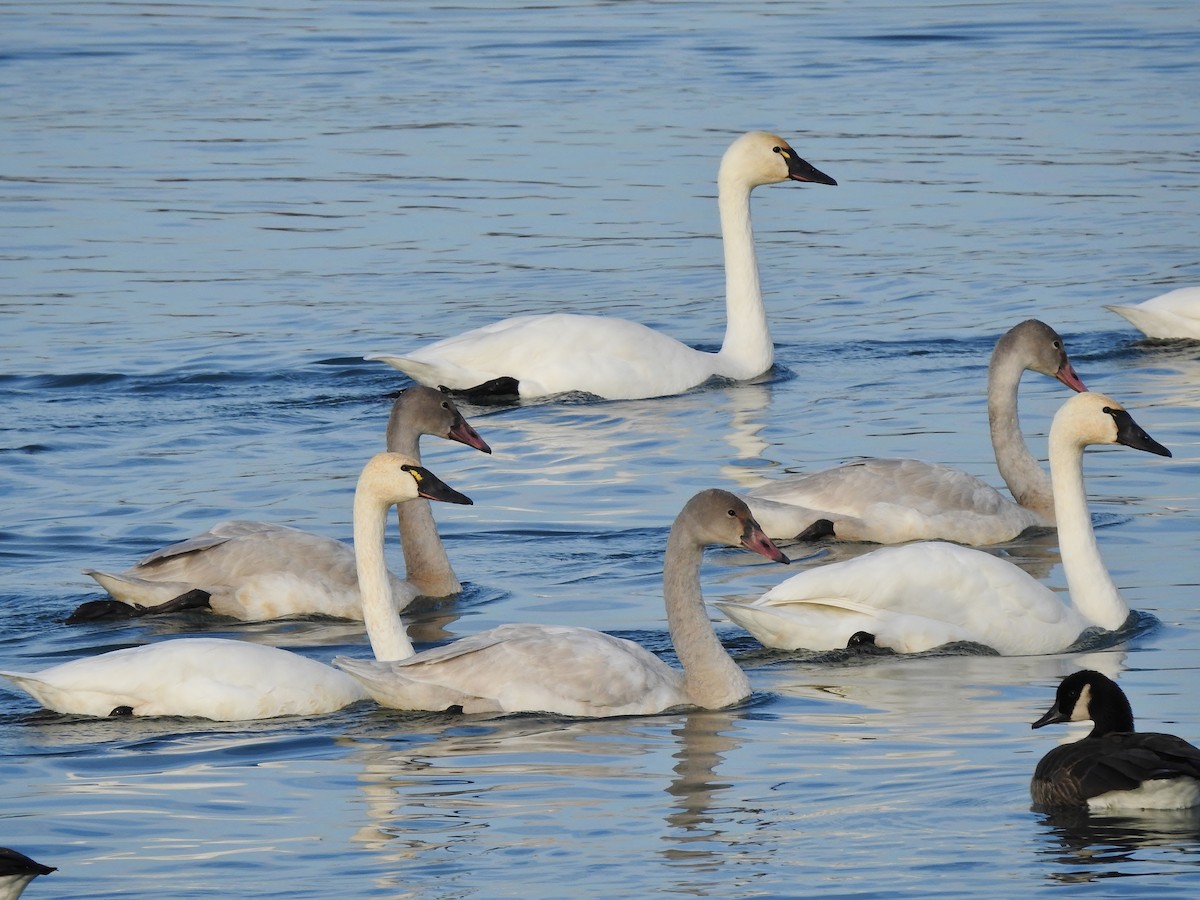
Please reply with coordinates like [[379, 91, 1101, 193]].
[[988, 348, 1054, 520], [1049, 432, 1128, 630], [355, 484, 417, 662], [663, 526, 751, 709], [714, 176, 772, 380]]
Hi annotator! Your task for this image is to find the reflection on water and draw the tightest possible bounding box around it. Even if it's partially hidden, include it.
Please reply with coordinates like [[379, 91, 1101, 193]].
[[1037, 806, 1200, 884]]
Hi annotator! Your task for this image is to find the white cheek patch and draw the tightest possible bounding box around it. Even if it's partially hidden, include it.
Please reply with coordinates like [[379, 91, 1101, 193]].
[[1070, 683, 1093, 722]]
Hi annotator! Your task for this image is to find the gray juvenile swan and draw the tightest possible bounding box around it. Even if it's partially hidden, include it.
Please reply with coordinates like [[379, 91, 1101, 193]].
[[333, 490, 789, 717], [744, 320, 1087, 545], [1, 455, 471, 720], [71, 386, 489, 623], [366, 131, 836, 401]]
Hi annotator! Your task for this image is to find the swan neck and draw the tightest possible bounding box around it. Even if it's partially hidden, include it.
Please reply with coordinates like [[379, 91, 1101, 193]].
[[715, 178, 772, 380], [355, 482, 416, 661], [1049, 433, 1128, 630], [385, 423, 459, 596], [663, 526, 751, 709], [988, 351, 1054, 519], [396, 501, 461, 597]]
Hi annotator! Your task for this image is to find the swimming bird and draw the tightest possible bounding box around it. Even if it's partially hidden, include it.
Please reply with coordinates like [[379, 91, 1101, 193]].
[[744, 319, 1087, 544], [71, 386, 489, 623], [332, 490, 789, 717], [0, 848, 55, 900], [1105, 287, 1200, 340], [366, 131, 836, 400], [1031, 670, 1200, 810], [713, 392, 1170, 655], [0, 455, 471, 720]]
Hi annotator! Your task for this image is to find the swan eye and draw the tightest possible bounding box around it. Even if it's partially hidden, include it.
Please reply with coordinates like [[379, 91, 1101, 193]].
[[440, 400, 451, 410], [1052, 340, 1062, 350], [727, 508, 737, 518], [1101, 406, 1115, 415]]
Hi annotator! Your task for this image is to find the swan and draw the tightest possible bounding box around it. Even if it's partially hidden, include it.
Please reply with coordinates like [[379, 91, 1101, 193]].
[[1031, 670, 1200, 810], [1105, 287, 1200, 340], [0, 848, 55, 900], [713, 392, 1170, 655], [366, 131, 836, 401], [744, 319, 1087, 544], [332, 490, 789, 717], [70, 386, 490, 623], [0, 454, 472, 720]]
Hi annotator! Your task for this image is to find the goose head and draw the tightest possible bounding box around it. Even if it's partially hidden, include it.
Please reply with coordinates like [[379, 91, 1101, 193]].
[[719, 131, 837, 191], [1032, 669, 1135, 737], [386, 385, 492, 454], [358, 452, 475, 508], [1004, 320, 1087, 391], [1051, 391, 1171, 456], [682, 489, 789, 563]]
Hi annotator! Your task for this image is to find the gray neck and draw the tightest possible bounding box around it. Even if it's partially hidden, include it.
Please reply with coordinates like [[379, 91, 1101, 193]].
[[663, 527, 752, 709], [988, 344, 1054, 519], [386, 422, 460, 597]]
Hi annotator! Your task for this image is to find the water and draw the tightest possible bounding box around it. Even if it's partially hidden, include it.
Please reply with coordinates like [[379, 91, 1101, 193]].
[[2, 0, 1200, 896]]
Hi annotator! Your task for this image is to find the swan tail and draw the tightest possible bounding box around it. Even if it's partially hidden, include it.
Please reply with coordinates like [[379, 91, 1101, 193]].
[[712, 599, 876, 651], [332, 656, 491, 712], [82, 569, 194, 607], [364, 353, 491, 392], [0, 669, 129, 717]]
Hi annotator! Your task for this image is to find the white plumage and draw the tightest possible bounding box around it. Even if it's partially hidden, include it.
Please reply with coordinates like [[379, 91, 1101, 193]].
[[1105, 287, 1200, 340], [715, 392, 1171, 655], [367, 131, 836, 400]]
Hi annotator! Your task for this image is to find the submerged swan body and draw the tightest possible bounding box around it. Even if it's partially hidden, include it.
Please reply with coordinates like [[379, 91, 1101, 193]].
[[1031, 670, 1200, 810], [1105, 287, 1200, 340], [0, 455, 472, 720], [715, 393, 1170, 655], [367, 131, 836, 400], [744, 320, 1087, 544], [333, 490, 789, 717], [73, 386, 489, 623]]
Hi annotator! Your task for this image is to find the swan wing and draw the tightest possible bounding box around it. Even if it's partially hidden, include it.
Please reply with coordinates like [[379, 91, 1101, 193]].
[[0, 638, 367, 720], [369, 314, 720, 400], [726, 542, 1080, 654], [746, 458, 1042, 544], [84, 521, 388, 620], [334, 623, 685, 717]]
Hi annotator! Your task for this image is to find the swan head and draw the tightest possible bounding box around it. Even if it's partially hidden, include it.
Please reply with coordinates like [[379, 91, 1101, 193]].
[[387, 385, 492, 454], [357, 452, 474, 507], [1002, 319, 1087, 392], [719, 131, 837, 190], [1051, 392, 1171, 457], [680, 489, 789, 563], [1032, 669, 1135, 737]]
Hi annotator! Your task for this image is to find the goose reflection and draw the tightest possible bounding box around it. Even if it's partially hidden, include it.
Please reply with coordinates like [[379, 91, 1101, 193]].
[[1036, 806, 1200, 884]]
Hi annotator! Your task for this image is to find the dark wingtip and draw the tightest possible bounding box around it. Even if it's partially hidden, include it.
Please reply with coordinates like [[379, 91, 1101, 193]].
[[796, 518, 836, 542]]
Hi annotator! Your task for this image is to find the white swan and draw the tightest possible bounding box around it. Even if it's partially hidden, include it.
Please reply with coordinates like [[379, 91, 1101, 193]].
[[70, 386, 490, 623], [366, 131, 836, 401], [744, 319, 1087, 544], [0, 455, 472, 720], [1105, 287, 1200, 340], [714, 392, 1170, 655], [332, 490, 789, 717]]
